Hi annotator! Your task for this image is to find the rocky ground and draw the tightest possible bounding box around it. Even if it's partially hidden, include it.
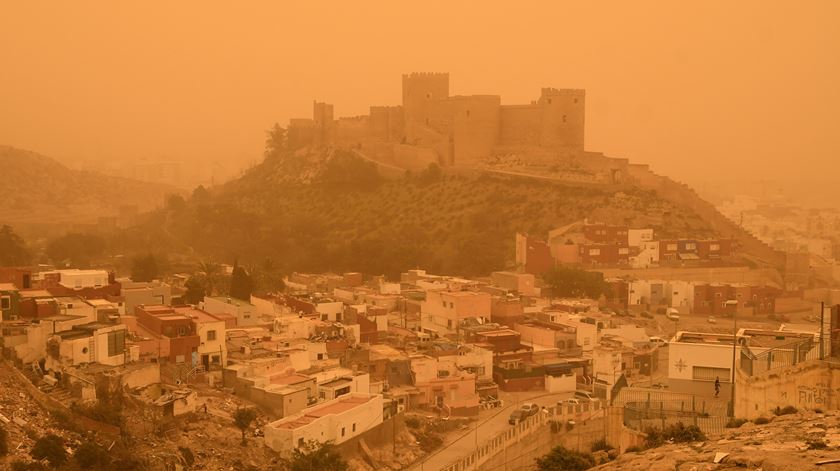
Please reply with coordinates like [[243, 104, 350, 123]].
[[595, 411, 840, 470]]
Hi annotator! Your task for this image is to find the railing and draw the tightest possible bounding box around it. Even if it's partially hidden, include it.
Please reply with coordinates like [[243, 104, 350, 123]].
[[623, 401, 727, 437], [740, 338, 824, 377], [437, 400, 604, 471], [619, 387, 728, 437]]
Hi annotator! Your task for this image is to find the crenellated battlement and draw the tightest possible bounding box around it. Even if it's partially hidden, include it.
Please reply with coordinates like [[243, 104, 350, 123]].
[[402, 72, 450, 79]]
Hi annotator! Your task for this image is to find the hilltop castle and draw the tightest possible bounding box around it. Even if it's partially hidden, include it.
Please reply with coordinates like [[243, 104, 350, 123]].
[[287, 73, 585, 168]]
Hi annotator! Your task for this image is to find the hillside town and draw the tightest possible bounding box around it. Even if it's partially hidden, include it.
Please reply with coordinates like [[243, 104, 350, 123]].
[[1, 216, 838, 470]]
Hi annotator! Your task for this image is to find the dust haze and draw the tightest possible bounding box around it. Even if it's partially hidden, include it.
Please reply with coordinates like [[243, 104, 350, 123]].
[[1, 1, 838, 202]]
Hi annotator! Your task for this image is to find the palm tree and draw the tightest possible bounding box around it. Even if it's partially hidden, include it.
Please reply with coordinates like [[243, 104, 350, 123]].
[[196, 259, 224, 296]]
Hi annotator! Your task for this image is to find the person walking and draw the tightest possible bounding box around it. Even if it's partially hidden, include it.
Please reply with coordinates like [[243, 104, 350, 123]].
[[714, 377, 721, 398]]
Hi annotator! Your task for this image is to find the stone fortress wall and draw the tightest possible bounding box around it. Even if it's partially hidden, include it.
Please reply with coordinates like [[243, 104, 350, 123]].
[[287, 72, 585, 167]]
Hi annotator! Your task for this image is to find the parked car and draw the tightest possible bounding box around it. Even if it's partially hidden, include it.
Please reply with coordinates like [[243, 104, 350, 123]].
[[558, 398, 581, 407], [649, 336, 667, 346], [665, 308, 680, 321], [509, 403, 540, 424], [640, 311, 653, 319], [707, 316, 717, 324], [573, 390, 595, 402]]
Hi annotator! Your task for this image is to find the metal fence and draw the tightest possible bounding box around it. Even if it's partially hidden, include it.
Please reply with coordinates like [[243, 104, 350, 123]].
[[740, 337, 828, 377], [618, 387, 728, 437], [623, 403, 728, 437]]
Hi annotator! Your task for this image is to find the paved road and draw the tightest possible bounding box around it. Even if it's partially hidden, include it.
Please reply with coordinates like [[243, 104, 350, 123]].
[[407, 390, 573, 471]]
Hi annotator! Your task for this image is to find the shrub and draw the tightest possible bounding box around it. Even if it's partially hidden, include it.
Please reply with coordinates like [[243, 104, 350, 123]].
[[726, 418, 748, 428], [815, 408, 824, 414], [644, 422, 706, 448], [74, 440, 110, 468], [807, 438, 828, 450], [31, 434, 67, 467], [0, 425, 8, 457], [625, 446, 642, 453], [404, 416, 421, 429], [753, 416, 771, 425], [179, 446, 195, 467], [774, 405, 798, 416], [535, 446, 595, 471], [590, 438, 611, 452]]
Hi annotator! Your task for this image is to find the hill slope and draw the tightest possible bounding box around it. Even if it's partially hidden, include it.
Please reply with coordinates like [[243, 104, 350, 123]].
[[0, 146, 180, 224], [118, 149, 718, 277]]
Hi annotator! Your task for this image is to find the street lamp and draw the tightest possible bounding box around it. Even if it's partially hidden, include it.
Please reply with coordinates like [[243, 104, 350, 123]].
[[725, 299, 738, 417]]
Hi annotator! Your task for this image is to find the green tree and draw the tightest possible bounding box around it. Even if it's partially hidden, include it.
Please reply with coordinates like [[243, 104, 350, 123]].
[[74, 440, 110, 468], [288, 440, 349, 471], [130, 254, 159, 282], [233, 407, 257, 445], [535, 445, 594, 471], [543, 266, 611, 298], [45, 233, 105, 267], [197, 260, 224, 296], [229, 261, 254, 301], [264, 123, 288, 159], [251, 258, 285, 294], [165, 193, 187, 212], [0, 225, 31, 266], [320, 151, 381, 190], [31, 434, 67, 468], [184, 275, 207, 304]]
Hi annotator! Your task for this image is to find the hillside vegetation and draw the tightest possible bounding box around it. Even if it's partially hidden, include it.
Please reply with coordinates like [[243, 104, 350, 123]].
[[116, 149, 716, 277], [0, 146, 179, 224]]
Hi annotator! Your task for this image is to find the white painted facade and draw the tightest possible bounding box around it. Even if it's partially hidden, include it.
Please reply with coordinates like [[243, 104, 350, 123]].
[[264, 393, 383, 454], [628, 229, 655, 248], [202, 296, 258, 326]]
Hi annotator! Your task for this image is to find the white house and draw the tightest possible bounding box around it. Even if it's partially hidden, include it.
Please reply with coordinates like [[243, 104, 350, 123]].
[[203, 296, 258, 326], [264, 393, 383, 454], [668, 331, 742, 399], [46, 323, 136, 370], [628, 229, 655, 248], [420, 290, 491, 336]]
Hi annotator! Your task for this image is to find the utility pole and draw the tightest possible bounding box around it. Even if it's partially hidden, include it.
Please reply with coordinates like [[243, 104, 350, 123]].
[[820, 302, 825, 360], [726, 300, 738, 417]]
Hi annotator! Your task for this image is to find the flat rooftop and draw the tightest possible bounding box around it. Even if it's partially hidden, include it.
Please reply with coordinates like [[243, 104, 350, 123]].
[[273, 395, 373, 429]]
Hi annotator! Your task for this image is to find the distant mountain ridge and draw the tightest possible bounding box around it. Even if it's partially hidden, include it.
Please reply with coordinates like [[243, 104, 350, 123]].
[[0, 145, 180, 225]]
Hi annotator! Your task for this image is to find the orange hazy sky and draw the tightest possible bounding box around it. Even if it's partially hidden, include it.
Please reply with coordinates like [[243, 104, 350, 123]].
[[1, 1, 838, 186]]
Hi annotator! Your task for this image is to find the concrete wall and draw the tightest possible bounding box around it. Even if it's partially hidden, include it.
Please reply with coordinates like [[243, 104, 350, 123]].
[[736, 360, 840, 419]]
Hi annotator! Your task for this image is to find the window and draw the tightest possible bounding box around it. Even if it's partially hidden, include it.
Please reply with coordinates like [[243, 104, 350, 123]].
[[466, 110, 470, 118], [107, 330, 125, 357], [341, 427, 346, 437], [449, 302, 454, 308], [0, 296, 9, 310], [447, 320, 453, 328], [710, 244, 720, 251], [589, 248, 601, 256], [667, 244, 678, 251], [211, 355, 220, 364], [618, 248, 629, 255], [437, 370, 450, 378], [692, 366, 730, 381], [442, 301, 446, 307], [207, 330, 217, 341], [298, 438, 304, 448], [178, 326, 186, 336], [562, 115, 567, 123], [352, 423, 357, 432], [685, 243, 697, 250]]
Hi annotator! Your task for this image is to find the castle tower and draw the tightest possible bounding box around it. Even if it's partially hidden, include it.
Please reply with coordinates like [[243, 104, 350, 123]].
[[402, 72, 450, 142], [537, 88, 585, 150], [313, 101, 335, 146]]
